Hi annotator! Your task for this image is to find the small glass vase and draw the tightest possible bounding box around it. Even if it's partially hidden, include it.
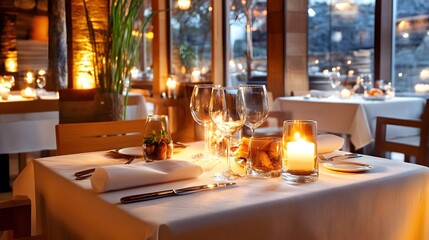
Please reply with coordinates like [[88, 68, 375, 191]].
[[143, 115, 173, 162]]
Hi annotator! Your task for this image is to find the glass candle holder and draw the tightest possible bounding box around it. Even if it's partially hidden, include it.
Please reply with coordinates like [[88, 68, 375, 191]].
[[282, 120, 318, 183], [246, 137, 282, 178]]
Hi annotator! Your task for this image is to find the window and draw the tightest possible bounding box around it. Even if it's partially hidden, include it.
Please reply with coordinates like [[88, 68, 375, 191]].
[[133, 0, 153, 81], [227, 0, 267, 87], [170, 0, 212, 82], [393, 0, 429, 94], [308, 0, 375, 89]]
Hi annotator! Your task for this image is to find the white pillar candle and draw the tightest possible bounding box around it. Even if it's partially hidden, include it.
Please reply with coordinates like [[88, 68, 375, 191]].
[[286, 139, 315, 171], [166, 77, 177, 98]]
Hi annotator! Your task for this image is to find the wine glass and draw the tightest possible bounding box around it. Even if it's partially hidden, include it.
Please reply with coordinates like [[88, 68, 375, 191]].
[[239, 84, 269, 137], [359, 73, 373, 94], [329, 72, 342, 93], [209, 86, 246, 180], [36, 75, 47, 97], [189, 84, 216, 161], [36, 75, 46, 89]]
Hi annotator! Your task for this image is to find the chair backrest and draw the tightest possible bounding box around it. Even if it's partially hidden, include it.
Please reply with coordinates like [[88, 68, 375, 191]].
[[0, 195, 31, 239], [421, 99, 429, 122], [56, 119, 146, 155], [421, 99, 429, 147]]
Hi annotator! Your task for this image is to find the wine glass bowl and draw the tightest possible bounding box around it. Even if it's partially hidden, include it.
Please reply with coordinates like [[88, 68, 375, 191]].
[[329, 72, 342, 92], [209, 86, 246, 180], [359, 73, 373, 94], [189, 84, 216, 161], [36, 75, 46, 89], [239, 85, 269, 137]]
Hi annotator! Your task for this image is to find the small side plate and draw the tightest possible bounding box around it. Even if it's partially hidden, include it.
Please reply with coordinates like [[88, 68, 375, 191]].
[[323, 161, 373, 173], [118, 147, 143, 157], [362, 95, 386, 101]]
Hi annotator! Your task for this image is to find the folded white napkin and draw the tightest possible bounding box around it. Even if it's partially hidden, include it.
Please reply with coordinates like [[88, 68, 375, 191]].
[[317, 134, 344, 154], [91, 160, 203, 193]]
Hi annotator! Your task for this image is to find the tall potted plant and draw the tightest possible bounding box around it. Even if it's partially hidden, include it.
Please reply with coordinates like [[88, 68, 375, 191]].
[[83, 0, 152, 121]]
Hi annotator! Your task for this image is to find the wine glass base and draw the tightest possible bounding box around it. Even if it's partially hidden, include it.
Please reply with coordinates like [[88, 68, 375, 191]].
[[212, 169, 243, 181], [192, 152, 216, 162]]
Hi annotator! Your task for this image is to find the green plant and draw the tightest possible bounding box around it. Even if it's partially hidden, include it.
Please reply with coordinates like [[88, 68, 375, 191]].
[[83, 0, 153, 95]]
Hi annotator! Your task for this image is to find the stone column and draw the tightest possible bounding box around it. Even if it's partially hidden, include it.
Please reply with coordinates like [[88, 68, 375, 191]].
[[48, 0, 68, 90]]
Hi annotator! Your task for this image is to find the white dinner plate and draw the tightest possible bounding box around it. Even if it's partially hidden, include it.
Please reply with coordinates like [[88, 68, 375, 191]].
[[118, 144, 186, 157], [362, 95, 386, 101], [323, 161, 373, 173], [118, 147, 143, 157]]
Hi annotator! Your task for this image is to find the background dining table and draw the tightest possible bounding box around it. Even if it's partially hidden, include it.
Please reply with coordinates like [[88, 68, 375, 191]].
[[0, 91, 147, 192], [271, 95, 426, 153], [13, 141, 429, 240]]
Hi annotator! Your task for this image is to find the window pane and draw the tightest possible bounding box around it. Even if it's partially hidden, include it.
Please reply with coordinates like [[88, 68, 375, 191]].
[[308, 0, 375, 90], [170, 0, 212, 82], [394, 0, 429, 94], [227, 0, 267, 87], [136, 0, 153, 81]]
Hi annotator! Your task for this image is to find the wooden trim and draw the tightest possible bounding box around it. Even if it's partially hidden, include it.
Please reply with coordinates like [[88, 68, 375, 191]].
[[0, 99, 59, 114], [211, 0, 224, 85], [152, 0, 169, 97], [374, 0, 393, 83], [65, 0, 73, 88], [267, 0, 286, 99]]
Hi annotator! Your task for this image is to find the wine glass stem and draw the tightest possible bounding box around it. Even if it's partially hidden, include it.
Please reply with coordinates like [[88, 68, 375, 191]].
[[251, 128, 255, 138], [203, 123, 210, 156], [225, 136, 232, 172]]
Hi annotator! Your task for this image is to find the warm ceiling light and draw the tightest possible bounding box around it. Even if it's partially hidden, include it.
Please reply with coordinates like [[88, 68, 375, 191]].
[[178, 0, 191, 10]]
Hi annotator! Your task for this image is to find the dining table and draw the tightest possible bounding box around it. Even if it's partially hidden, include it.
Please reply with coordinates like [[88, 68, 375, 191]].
[[13, 141, 429, 240], [0, 91, 147, 192], [271, 95, 426, 153]]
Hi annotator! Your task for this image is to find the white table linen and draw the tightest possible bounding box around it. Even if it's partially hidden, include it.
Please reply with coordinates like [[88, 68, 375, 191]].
[[272, 96, 426, 150], [13, 141, 429, 240], [0, 92, 147, 154]]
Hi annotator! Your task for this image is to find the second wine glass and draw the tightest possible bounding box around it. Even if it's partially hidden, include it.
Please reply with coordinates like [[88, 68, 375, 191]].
[[239, 85, 269, 137], [209, 86, 246, 180], [359, 73, 373, 94], [189, 84, 216, 161]]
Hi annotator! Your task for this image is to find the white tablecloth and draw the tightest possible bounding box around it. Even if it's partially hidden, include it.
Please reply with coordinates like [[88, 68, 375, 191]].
[[272, 96, 426, 150], [13, 142, 429, 240], [0, 92, 147, 154]]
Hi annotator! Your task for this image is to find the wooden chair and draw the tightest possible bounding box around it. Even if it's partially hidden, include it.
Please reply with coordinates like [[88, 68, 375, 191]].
[[55, 119, 146, 155], [0, 195, 31, 239], [375, 99, 429, 166]]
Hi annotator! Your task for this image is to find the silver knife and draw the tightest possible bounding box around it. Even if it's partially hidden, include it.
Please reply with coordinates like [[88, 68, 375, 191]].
[[120, 182, 236, 204]]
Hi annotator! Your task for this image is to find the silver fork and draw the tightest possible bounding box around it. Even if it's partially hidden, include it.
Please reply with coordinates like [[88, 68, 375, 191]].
[[319, 153, 360, 161], [74, 154, 136, 180]]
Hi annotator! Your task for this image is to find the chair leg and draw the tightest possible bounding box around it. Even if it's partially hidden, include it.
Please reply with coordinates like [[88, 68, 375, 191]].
[[404, 155, 412, 163]]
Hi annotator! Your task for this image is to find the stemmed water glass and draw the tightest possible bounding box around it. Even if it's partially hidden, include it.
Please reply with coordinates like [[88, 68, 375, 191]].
[[359, 73, 373, 94], [209, 86, 246, 180], [239, 84, 269, 137], [189, 84, 216, 161], [36, 74, 47, 97], [329, 71, 342, 94]]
